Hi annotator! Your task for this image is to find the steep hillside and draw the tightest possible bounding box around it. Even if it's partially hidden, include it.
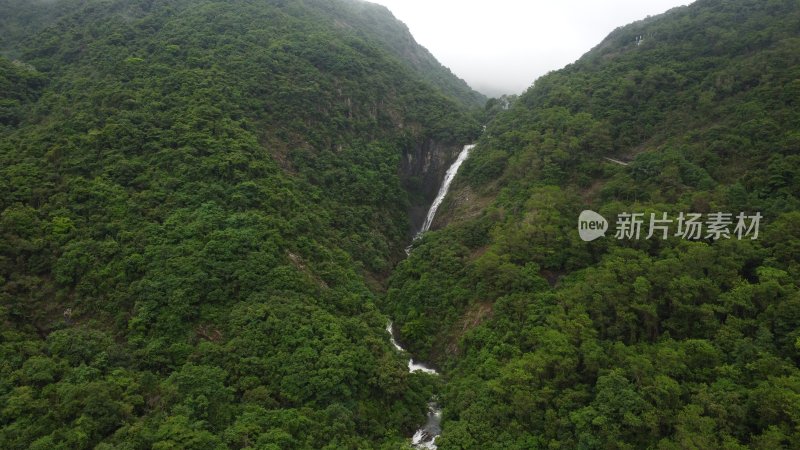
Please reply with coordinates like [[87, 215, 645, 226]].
[[0, 0, 480, 448], [309, 0, 486, 109], [386, 0, 800, 448], [0, 0, 485, 109]]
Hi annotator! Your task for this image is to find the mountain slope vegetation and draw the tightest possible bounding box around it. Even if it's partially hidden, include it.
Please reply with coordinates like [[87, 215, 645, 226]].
[[308, 0, 486, 109], [0, 0, 481, 448], [386, 0, 800, 448]]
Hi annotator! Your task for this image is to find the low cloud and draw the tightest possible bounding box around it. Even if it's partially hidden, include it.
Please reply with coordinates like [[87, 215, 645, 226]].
[[371, 0, 692, 96]]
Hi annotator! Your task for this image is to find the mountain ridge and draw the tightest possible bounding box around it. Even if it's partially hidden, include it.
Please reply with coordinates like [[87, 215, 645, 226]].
[[387, 0, 800, 447], [0, 0, 480, 448]]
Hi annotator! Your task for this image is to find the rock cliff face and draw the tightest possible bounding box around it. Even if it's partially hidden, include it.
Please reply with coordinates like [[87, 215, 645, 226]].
[[400, 139, 461, 235]]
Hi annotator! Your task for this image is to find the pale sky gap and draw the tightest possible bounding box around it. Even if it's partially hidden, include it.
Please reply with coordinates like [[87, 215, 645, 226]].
[[369, 0, 694, 97]]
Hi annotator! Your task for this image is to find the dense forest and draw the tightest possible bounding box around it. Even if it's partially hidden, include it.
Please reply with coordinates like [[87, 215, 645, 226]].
[[0, 0, 481, 448], [3, 0, 800, 448], [387, 0, 800, 448]]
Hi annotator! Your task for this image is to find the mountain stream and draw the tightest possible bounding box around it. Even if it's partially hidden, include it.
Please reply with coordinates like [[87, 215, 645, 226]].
[[389, 143, 475, 449]]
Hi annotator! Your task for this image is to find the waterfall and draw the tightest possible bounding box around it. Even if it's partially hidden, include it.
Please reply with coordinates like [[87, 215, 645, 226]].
[[417, 144, 475, 237], [392, 143, 475, 446]]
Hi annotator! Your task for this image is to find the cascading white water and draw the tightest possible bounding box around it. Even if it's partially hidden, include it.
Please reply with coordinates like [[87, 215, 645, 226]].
[[386, 322, 441, 449], [411, 402, 442, 450], [386, 322, 437, 375], [417, 144, 475, 237], [391, 143, 475, 447]]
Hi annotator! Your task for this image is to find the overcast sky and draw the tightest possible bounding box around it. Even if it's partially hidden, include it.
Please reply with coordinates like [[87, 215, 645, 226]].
[[369, 0, 693, 97]]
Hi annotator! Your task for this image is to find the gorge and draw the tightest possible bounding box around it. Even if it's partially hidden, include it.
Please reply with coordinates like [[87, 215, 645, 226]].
[[391, 142, 475, 449], [3, 0, 800, 449]]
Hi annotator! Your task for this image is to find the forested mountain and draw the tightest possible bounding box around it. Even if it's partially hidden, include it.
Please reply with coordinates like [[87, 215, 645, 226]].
[[387, 0, 800, 448], [0, 0, 481, 448], [5, 0, 800, 448], [307, 1, 486, 109]]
